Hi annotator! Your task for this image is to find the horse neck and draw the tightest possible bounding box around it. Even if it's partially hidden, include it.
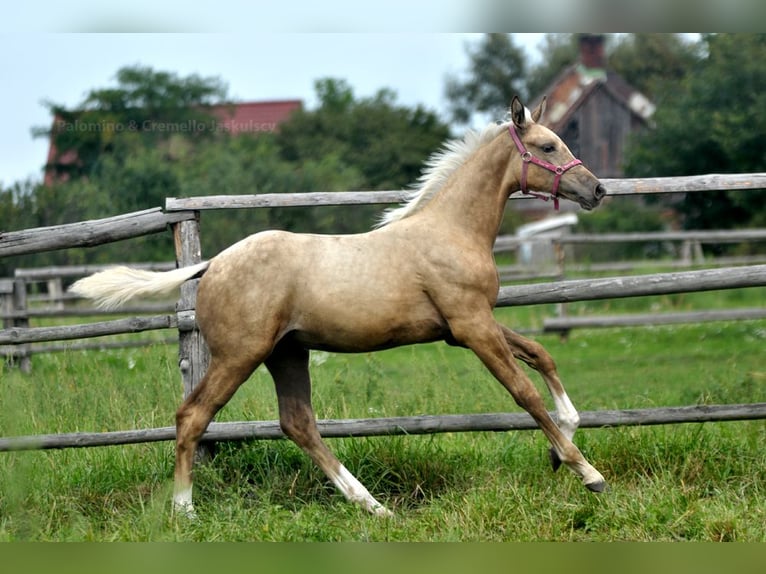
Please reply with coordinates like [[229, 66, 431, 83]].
[[417, 132, 517, 250]]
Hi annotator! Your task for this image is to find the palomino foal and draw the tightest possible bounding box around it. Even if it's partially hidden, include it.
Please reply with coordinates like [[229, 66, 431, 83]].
[[70, 96, 607, 517]]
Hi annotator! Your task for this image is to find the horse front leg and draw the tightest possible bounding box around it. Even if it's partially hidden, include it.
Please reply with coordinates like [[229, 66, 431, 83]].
[[501, 326, 580, 471], [449, 311, 606, 493]]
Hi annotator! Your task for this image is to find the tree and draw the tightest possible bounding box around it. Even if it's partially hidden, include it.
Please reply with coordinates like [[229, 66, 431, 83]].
[[525, 34, 579, 100], [17, 70, 452, 267], [444, 34, 527, 125], [608, 34, 700, 101], [277, 78, 451, 191], [35, 65, 228, 181], [624, 34, 766, 230]]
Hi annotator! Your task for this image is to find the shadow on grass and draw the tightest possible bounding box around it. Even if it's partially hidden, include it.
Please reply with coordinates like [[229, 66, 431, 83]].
[[191, 434, 495, 513]]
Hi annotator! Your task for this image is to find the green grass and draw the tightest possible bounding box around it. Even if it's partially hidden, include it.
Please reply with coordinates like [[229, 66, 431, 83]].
[[0, 287, 765, 540]]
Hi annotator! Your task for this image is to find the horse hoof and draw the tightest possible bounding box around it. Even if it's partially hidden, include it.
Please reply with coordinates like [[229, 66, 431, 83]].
[[549, 447, 562, 472], [172, 501, 198, 520], [585, 479, 608, 493], [373, 506, 394, 518]]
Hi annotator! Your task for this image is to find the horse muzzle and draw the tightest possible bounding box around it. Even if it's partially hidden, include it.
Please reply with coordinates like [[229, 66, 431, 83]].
[[578, 182, 606, 211]]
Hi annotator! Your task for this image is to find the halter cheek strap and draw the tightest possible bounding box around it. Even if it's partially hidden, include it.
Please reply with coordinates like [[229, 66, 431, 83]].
[[509, 124, 582, 211]]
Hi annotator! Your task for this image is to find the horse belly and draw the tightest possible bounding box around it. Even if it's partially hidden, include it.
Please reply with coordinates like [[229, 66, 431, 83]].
[[291, 290, 448, 352]]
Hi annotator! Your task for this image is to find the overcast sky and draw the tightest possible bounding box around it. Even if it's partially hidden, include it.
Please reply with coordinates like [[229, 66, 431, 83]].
[[1, 0, 759, 189], [0, 29, 547, 188]]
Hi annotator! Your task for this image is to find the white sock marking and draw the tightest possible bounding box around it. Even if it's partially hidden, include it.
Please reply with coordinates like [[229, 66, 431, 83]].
[[173, 487, 197, 518], [552, 392, 580, 441], [331, 464, 392, 516]]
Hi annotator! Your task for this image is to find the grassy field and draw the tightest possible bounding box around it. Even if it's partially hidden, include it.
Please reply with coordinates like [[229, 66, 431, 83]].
[[0, 287, 765, 541]]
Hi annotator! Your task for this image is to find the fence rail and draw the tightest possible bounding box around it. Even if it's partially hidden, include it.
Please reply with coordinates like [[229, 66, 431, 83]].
[[1, 172, 766, 451], [163, 173, 766, 212], [496, 264, 766, 307], [1, 403, 764, 452], [0, 208, 195, 257], [543, 307, 766, 334], [3, 265, 763, 346], [495, 228, 766, 251]]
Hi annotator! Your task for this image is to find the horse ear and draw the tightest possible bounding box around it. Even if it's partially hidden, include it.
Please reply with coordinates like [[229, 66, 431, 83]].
[[531, 96, 547, 123], [511, 96, 526, 129]]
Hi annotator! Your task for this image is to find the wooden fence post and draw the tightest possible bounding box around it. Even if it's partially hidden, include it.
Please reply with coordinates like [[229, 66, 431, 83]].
[[1, 279, 15, 367], [11, 279, 31, 373], [172, 214, 213, 460], [46, 277, 65, 311]]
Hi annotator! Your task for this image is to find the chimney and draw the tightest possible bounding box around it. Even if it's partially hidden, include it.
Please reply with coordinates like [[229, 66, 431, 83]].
[[579, 34, 606, 70]]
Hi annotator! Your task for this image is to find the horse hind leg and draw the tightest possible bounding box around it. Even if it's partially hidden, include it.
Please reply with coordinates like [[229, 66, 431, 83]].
[[266, 340, 392, 516], [449, 311, 606, 493], [173, 352, 263, 517], [501, 326, 580, 471]]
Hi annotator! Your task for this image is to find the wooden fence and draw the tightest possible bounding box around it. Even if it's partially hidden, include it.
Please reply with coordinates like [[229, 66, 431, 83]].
[[1, 173, 766, 451], [1, 263, 177, 370], [493, 228, 766, 335], [4, 227, 764, 362]]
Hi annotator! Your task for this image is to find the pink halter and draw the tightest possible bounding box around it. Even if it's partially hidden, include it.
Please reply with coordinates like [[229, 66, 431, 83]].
[[509, 124, 582, 210]]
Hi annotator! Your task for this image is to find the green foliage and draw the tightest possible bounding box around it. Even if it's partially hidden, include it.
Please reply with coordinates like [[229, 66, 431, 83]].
[[624, 34, 766, 230], [4, 71, 451, 269], [36, 65, 228, 181], [445, 34, 527, 124], [524, 34, 580, 100], [608, 33, 700, 100], [277, 78, 450, 191], [449, 33, 697, 125]]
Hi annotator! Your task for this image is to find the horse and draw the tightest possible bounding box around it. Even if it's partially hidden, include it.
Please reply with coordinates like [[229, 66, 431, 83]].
[[70, 96, 607, 517]]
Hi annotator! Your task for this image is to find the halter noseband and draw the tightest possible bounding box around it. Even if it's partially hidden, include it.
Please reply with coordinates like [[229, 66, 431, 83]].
[[509, 124, 582, 211]]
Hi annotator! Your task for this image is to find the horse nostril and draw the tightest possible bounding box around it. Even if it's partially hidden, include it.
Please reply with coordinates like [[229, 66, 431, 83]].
[[594, 184, 606, 200]]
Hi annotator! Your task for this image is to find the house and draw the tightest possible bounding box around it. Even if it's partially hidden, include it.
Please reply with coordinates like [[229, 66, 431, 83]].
[[532, 34, 655, 179], [209, 100, 302, 136], [511, 34, 654, 218], [44, 99, 302, 185]]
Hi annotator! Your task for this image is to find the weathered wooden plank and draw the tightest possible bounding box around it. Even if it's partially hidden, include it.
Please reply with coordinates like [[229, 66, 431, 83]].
[[1, 403, 764, 451], [0, 315, 176, 345], [15, 337, 176, 355], [0, 208, 195, 257], [3, 267, 764, 344], [1, 338, 174, 359], [1, 303, 176, 320], [8, 278, 31, 372], [599, 172, 766, 196], [494, 229, 766, 251], [166, 190, 410, 211], [164, 173, 766, 212], [552, 229, 766, 244], [564, 255, 766, 274], [543, 308, 766, 333], [173, 217, 210, 400], [496, 265, 766, 307], [173, 216, 214, 460]]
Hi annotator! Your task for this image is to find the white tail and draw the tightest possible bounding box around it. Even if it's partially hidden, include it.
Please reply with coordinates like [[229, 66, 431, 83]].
[[68, 262, 210, 310]]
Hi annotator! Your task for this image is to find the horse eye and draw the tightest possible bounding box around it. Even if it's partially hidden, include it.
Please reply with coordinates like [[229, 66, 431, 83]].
[[541, 144, 556, 154]]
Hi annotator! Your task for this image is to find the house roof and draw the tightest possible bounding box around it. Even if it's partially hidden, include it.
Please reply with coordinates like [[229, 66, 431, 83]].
[[533, 36, 655, 133], [44, 99, 302, 185], [209, 100, 303, 134]]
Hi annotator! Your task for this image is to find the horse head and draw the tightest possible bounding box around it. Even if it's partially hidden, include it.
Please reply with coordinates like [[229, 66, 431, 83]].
[[509, 96, 606, 211]]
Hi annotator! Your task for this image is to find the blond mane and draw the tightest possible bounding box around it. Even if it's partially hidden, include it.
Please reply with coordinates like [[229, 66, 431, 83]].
[[375, 120, 510, 227]]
